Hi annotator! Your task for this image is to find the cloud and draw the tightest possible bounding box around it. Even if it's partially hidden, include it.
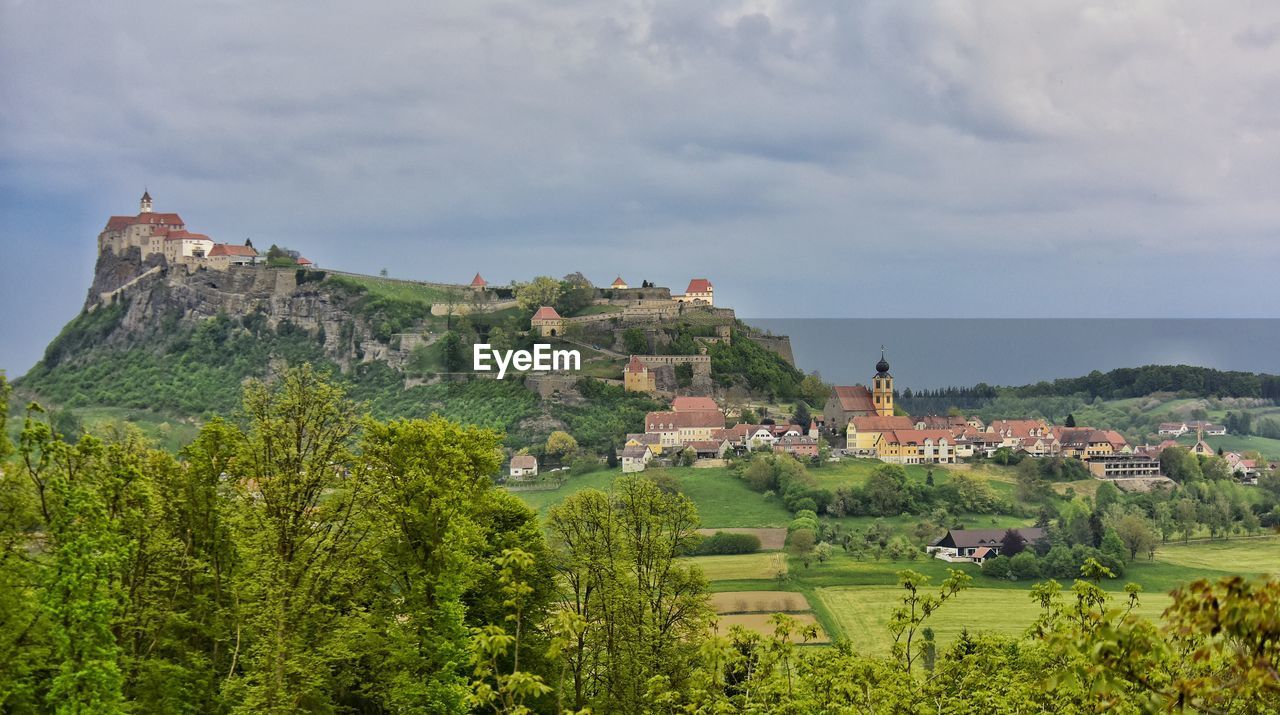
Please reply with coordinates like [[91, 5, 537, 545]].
[[1, 1, 1278, 372]]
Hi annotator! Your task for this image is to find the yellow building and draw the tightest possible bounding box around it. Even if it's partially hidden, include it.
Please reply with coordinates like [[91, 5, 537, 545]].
[[872, 349, 894, 417], [846, 415, 915, 454], [624, 355, 656, 393], [530, 306, 564, 337]]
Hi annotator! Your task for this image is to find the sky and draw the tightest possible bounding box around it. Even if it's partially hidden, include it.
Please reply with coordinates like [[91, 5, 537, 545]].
[[2, 1, 1279, 376]]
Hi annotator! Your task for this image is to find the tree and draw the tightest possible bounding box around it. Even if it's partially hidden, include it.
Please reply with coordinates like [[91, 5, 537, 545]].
[[606, 443, 618, 468], [515, 276, 561, 312], [792, 402, 812, 428], [545, 431, 579, 462], [787, 529, 817, 568], [1065, 413, 1077, 427], [440, 331, 467, 372], [622, 328, 648, 355], [1100, 528, 1128, 566], [1000, 528, 1027, 557], [887, 569, 971, 672], [545, 477, 710, 713], [224, 365, 368, 713], [1106, 511, 1159, 561], [814, 541, 834, 564]]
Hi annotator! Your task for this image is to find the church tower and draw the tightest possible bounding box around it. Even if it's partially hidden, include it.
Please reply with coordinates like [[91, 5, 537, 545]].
[[872, 347, 894, 417], [140, 189, 153, 213]]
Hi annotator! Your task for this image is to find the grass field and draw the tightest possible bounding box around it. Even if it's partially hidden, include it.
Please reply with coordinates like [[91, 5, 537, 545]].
[[1150, 537, 1280, 575], [510, 467, 794, 527], [1177, 433, 1280, 460], [815, 585, 1166, 654], [327, 273, 463, 305], [685, 553, 788, 582]]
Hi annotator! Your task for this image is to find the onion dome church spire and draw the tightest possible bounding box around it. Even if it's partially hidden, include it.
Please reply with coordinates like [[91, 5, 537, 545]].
[[872, 346, 894, 416]]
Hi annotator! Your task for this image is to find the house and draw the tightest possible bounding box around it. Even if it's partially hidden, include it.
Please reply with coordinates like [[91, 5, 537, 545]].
[[531, 306, 564, 337], [624, 356, 657, 393], [296, 256, 314, 267], [1055, 428, 1117, 460], [914, 415, 967, 431], [744, 425, 779, 450], [687, 439, 730, 460], [621, 444, 654, 473], [1158, 422, 1188, 436], [206, 242, 260, 269], [470, 273, 488, 290], [611, 276, 628, 290], [625, 432, 664, 455], [773, 434, 819, 459], [927, 527, 1047, 562], [846, 415, 915, 454], [1087, 454, 1163, 479], [509, 455, 538, 479], [1187, 420, 1226, 436], [162, 230, 215, 264], [674, 278, 714, 305], [644, 410, 724, 447], [1190, 439, 1215, 457], [873, 429, 956, 465]]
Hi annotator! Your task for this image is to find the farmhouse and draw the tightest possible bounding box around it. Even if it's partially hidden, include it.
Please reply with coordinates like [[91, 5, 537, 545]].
[[509, 455, 538, 479], [621, 444, 655, 473], [927, 527, 1047, 562]]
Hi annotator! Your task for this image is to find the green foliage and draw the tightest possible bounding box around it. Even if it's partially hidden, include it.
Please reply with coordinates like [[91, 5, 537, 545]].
[[692, 531, 761, 556], [707, 330, 804, 399], [621, 328, 648, 355]]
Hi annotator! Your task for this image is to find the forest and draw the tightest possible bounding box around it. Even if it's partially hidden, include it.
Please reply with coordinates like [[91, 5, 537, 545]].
[[2, 369, 1279, 713]]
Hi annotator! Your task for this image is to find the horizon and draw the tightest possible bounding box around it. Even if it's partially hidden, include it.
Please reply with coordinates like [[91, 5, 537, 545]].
[[4, 2, 1280, 372]]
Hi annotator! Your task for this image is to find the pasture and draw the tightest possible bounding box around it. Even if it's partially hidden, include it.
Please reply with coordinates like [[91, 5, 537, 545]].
[[685, 553, 788, 582]]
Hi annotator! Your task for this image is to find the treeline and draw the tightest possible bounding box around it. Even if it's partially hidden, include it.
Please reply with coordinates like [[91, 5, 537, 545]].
[[898, 364, 1280, 416], [3, 373, 1280, 712]]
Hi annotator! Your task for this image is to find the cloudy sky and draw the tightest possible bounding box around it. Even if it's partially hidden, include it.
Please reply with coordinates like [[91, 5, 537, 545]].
[[2, 1, 1279, 375]]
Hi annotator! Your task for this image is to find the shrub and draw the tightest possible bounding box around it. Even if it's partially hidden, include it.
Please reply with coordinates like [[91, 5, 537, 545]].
[[694, 531, 761, 556]]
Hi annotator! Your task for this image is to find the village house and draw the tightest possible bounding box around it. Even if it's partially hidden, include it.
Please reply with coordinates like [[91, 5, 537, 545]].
[[845, 415, 916, 455], [621, 444, 655, 473], [773, 434, 819, 459], [1158, 422, 1189, 436], [687, 439, 731, 460], [643, 409, 724, 448], [509, 454, 538, 479], [625, 432, 664, 455], [927, 527, 1047, 563], [914, 414, 968, 431], [206, 242, 260, 268], [872, 429, 956, 465]]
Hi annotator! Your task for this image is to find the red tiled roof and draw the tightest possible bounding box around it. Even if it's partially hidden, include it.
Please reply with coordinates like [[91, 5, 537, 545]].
[[645, 410, 723, 431], [671, 396, 719, 413], [831, 385, 875, 413], [105, 213, 184, 231], [164, 230, 211, 241], [850, 415, 915, 432], [470, 272, 487, 287], [296, 256, 313, 266], [686, 278, 713, 293], [625, 355, 647, 373], [611, 276, 627, 287], [880, 429, 954, 445], [532, 306, 561, 321], [208, 243, 258, 257]]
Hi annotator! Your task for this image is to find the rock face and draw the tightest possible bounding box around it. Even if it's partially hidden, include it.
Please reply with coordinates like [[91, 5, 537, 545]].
[[88, 262, 414, 371]]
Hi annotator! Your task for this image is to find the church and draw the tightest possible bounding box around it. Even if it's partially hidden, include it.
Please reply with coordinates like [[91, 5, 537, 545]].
[[822, 350, 895, 434]]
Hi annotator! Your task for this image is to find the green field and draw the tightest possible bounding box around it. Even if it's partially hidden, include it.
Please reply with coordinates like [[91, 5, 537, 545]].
[[685, 553, 788, 581], [510, 466, 794, 527], [1150, 537, 1280, 575], [326, 274, 463, 305], [1177, 433, 1280, 460], [815, 585, 1168, 655]]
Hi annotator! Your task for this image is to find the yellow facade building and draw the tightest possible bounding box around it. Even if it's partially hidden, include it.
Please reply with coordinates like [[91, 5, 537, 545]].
[[872, 349, 894, 417]]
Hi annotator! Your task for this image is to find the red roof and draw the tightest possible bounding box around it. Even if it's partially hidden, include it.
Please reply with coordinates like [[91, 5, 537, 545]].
[[105, 213, 184, 231], [686, 278, 713, 294], [470, 272, 488, 287], [208, 243, 258, 257], [880, 429, 954, 445], [831, 385, 875, 413], [296, 256, 313, 266], [531, 306, 562, 321], [164, 230, 211, 241], [611, 276, 627, 287], [645, 410, 723, 431], [671, 396, 719, 413], [625, 355, 647, 373], [850, 415, 915, 432]]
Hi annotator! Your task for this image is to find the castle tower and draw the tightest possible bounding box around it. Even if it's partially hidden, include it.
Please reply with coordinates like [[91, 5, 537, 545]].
[[140, 189, 153, 213], [872, 347, 894, 417]]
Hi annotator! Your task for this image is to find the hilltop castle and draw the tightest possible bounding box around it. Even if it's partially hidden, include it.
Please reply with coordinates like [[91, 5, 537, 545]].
[[98, 191, 262, 270]]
